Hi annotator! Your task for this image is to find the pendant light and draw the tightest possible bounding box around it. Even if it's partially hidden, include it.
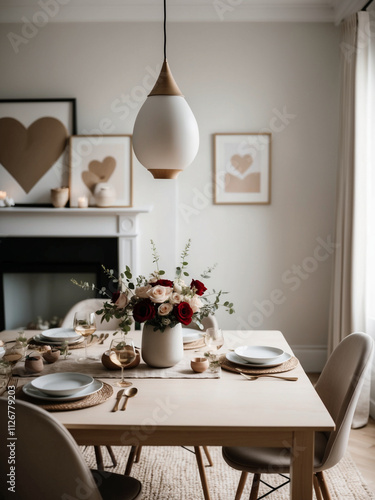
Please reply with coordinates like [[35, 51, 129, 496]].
[[132, 0, 199, 180]]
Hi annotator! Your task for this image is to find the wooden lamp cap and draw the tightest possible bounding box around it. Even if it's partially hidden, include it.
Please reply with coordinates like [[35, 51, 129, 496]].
[[149, 60, 183, 97]]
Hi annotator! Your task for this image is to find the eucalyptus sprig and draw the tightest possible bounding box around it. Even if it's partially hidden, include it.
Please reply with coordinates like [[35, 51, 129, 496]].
[[175, 238, 191, 279]]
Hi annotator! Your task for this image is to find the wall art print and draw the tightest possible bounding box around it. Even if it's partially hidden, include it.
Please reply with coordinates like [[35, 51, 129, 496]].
[[0, 98, 77, 205], [214, 133, 271, 205], [69, 135, 133, 208]]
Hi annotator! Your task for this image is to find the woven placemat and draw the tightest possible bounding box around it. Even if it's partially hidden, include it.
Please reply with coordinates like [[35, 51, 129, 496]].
[[183, 338, 206, 350], [222, 356, 299, 375], [16, 381, 113, 412], [28, 336, 86, 350]]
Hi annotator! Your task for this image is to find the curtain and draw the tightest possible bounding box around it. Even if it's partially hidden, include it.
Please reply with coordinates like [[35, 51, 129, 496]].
[[328, 15, 357, 354], [353, 11, 375, 424], [329, 11, 375, 427]]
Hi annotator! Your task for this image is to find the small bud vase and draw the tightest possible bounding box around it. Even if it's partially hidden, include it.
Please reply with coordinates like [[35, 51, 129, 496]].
[[141, 322, 183, 368]]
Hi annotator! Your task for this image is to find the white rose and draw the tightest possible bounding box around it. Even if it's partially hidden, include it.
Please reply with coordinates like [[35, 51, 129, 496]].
[[158, 303, 173, 316], [170, 292, 183, 305], [186, 295, 203, 313], [114, 292, 129, 310], [147, 285, 172, 303], [173, 279, 186, 293], [135, 285, 152, 298]]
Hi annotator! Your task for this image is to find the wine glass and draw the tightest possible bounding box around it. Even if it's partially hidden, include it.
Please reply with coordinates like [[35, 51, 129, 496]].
[[73, 311, 97, 362], [204, 327, 224, 351], [110, 338, 136, 387]]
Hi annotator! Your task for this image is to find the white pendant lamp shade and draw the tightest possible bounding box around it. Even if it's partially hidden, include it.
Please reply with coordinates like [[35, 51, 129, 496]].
[[133, 59, 199, 180]]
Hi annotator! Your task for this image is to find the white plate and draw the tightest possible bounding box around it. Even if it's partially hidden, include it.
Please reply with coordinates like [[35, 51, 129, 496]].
[[183, 328, 204, 344], [41, 328, 82, 342], [31, 372, 94, 396], [23, 379, 103, 402], [0, 347, 5, 359], [33, 333, 83, 346], [234, 345, 284, 364], [226, 351, 292, 368]]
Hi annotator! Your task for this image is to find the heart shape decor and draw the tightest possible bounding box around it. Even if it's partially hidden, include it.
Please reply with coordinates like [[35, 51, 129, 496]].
[[82, 156, 116, 193], [0, 117, 68, 193], [230, 154, 253, 176]]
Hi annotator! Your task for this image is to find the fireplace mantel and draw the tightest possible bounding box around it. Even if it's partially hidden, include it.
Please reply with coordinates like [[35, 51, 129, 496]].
[[0, 206, 152, 274]]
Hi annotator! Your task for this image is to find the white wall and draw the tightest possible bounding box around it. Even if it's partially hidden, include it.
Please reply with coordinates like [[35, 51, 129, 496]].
[[0, 21, 340, 368]]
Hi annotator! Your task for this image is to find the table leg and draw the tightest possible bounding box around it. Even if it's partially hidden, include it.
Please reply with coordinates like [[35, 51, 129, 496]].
[[289, 431, 314, 500], [194, 446, 212, 500]]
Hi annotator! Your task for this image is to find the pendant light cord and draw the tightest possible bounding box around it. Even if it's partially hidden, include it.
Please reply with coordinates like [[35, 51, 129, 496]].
[[164, 0, 167, 60]]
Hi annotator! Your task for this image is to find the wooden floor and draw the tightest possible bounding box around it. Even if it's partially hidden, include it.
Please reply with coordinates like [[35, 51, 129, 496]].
[[308, 373, 375, 495]]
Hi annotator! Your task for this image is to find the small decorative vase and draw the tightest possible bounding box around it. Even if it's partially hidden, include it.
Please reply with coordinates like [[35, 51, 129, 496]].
[[93, 183, 116, 207], [51, 187, 69, 208], [141, 322, 183, 368], [25, 355, 44, 374]]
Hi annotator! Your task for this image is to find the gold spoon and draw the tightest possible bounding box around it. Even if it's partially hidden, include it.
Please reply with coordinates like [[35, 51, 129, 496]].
[[120, 387, 138, 411]]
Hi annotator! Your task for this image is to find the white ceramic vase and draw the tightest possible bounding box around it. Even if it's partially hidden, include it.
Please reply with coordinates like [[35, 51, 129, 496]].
[[141, 322, 183, 368]]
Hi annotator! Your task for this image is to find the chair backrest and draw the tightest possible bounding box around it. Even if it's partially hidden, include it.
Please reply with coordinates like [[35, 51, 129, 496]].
[[315, 332, 374, 470], [184, 314, 219, 332], [0, 398, 103, 500], [61, 298, 123, 330]]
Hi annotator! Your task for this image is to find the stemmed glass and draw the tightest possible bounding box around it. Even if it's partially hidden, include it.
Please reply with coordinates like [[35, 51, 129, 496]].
[[110, 338, 136, 387], [73, 311, 97, 362], [204, 328, 224, 351]]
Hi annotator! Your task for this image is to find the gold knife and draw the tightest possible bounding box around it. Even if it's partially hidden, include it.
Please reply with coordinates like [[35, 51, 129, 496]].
[[111, 389, 125, 412]]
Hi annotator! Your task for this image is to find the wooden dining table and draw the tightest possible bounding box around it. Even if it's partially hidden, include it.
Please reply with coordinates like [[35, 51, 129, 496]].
[[1, 329, 334, 500]]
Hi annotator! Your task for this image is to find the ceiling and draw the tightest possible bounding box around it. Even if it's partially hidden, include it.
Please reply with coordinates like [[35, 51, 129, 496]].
[[0, 0, 369, 24]]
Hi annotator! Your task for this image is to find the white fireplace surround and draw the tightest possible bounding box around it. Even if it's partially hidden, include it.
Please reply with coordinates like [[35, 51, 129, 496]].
[[0, 206, 152, 275]]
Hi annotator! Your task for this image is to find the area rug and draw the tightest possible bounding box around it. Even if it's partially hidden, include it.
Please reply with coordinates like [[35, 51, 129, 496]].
[[81, 445, 374, 500]]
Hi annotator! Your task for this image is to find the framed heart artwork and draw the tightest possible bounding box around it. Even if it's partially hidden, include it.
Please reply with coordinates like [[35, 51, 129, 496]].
[[213, 133, 271, 205], [0, 98, 77, 205], [69, 135, 133, 208]]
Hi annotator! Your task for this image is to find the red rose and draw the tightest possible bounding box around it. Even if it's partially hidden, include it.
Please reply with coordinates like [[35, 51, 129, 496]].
[[154, 279, 174, 288], [190, 279, 207, 296], [112, 291, 120, 303], [174, 302, 193, 326], [133, 300, 156, 323]]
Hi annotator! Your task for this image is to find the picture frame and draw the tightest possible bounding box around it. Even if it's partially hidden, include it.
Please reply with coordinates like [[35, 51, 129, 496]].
[[213, 133, 271, 205], [0, 98, 77, 206], [69, 135, 133, 208]]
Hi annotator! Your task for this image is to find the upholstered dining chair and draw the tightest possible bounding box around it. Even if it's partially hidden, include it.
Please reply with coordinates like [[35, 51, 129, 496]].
[[222, 332, 374, 500], [0, 398, 142, 500], [61, 297, 124, 330], [62, 297, 124, 470]]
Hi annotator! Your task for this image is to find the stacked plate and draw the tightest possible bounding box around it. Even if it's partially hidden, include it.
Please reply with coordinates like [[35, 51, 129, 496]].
[[22, 372, 103, 402], [32, 327, 84, 347], [226, 345, 291, 368], [182, 328, 205, 345]]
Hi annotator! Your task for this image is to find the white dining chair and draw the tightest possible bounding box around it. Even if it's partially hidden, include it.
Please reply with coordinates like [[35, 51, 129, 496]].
[[61, 297, 125, 470], [222, 332, 374, 500], [61, 297, 124, 330], [0, 398, 142, 500]]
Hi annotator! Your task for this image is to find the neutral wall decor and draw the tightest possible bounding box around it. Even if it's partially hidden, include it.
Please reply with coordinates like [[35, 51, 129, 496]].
[[213, 133, 271, 205], [132, 0, 199, 179], [69, 135, 133, 208], [0, 98, 76, 205]]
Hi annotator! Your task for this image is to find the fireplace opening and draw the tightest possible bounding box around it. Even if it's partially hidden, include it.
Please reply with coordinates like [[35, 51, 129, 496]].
[[0, 237, 118, 330]]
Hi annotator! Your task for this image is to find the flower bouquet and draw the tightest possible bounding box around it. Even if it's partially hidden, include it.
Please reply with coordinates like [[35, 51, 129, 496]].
[[72, 240, 234, 335]]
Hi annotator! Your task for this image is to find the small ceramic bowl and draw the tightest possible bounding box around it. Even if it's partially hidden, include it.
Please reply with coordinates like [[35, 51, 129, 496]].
[[102, 349, 141, 370], [25, 355, 44, 374], [191, 357, 209, 373], [43, 349, 60, 364]]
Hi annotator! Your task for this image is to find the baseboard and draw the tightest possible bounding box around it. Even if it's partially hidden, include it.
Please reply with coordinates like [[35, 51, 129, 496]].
[[290, 345, 328, 373]]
